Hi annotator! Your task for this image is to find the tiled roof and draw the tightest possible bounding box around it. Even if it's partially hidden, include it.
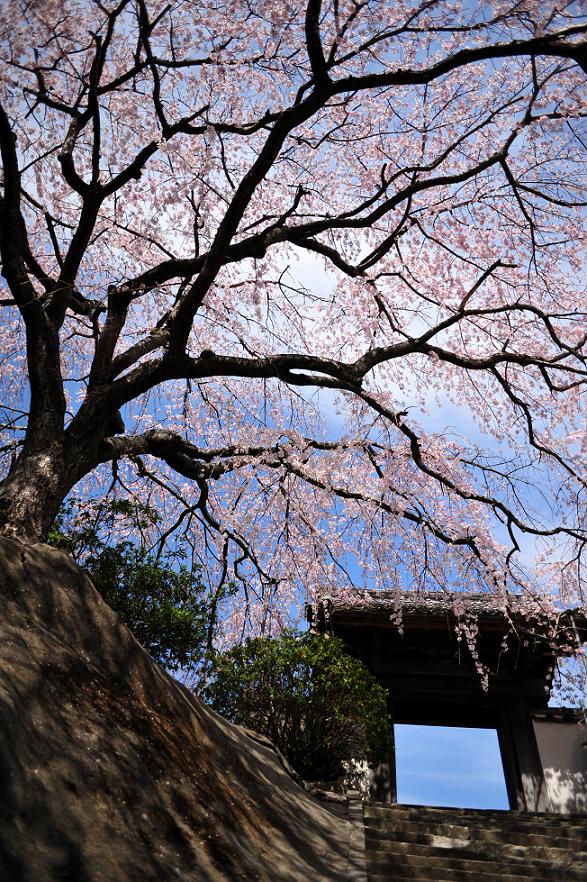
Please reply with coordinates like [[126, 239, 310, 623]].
[[532, 706, 586, 723], [323, 590, 510, 616], [316, 589, 585, 619], [309, 590, 587, 647]]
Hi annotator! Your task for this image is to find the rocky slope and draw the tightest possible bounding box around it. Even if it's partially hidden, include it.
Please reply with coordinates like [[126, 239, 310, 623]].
[[0, 538, 350, 882]]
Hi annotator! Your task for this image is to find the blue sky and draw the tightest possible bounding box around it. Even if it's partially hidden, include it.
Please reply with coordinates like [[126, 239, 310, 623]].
[[395, 724, 510, 810]]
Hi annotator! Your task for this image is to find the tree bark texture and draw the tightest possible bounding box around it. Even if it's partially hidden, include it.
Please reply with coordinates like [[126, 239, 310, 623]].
[[0, 445, 89, 542]]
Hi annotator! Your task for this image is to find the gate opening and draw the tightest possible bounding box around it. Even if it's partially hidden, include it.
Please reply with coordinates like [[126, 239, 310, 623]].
[[394, 724, 509, 810]]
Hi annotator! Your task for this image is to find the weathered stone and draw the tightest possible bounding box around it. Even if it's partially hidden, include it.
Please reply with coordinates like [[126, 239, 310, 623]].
[[363, 804, 587, 881], [0, 538, 351, 882]]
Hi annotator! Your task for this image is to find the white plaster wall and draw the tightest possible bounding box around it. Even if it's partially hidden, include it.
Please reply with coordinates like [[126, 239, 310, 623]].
[[533, 720, 587, 815]]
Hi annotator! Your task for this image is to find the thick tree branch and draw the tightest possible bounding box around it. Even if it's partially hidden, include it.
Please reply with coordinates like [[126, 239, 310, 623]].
[[0, 101, 66, 447]]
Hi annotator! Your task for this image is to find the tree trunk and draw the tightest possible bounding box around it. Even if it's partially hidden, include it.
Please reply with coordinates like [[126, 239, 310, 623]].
[[0, 444, 83, 542]]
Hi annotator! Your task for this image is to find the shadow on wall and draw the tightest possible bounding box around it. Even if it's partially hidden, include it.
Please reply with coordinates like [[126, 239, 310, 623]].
[[533, 719, 587, 815], [543, 769, 587, 815]]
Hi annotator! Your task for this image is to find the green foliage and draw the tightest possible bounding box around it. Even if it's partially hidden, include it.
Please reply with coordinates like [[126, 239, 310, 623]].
[[204, 632, 390, 782], [47, 497, 162, 560], [83, 542, 213, 672], [48, 498, 232, 674]]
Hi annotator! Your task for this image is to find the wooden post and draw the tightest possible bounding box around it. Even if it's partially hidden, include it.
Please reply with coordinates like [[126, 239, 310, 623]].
[[369, 702, 396, 804], [499, 700, 550, 812]]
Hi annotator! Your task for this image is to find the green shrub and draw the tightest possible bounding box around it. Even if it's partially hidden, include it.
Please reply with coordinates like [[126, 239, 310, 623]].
[[82, 541, 213, 673], [204, 632, 390, 782]]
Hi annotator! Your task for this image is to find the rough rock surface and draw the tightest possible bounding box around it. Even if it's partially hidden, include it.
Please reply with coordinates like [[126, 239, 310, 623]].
[[0, 538, 350, 882]]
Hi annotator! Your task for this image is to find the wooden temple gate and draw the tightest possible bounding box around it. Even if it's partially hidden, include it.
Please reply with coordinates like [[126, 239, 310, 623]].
[[309, 592, 587, 813]]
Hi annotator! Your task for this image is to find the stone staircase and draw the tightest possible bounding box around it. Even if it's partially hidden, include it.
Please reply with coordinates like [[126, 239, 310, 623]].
[[363, 803, 587, 881]]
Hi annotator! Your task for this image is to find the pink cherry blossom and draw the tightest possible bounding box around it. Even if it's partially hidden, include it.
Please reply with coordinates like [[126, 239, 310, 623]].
[[0, 1, 585, 674]]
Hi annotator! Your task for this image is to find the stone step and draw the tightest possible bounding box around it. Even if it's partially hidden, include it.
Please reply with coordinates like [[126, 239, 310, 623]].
[[367, 850, 512, 874], [364, 803, 587, 826], [365, 863, 573, 882], [364, 804, 587, 830], [364, 833, 587, 867], [365, 848, 586, 880], [367, 868, 587, 882], [363, 813, 587, 842], [363, 804, 587, 882], [364, 819, 587, 850]]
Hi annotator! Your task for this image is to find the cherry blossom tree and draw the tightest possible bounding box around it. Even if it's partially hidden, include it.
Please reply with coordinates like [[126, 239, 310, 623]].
[[1, 0, 586, 638]]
